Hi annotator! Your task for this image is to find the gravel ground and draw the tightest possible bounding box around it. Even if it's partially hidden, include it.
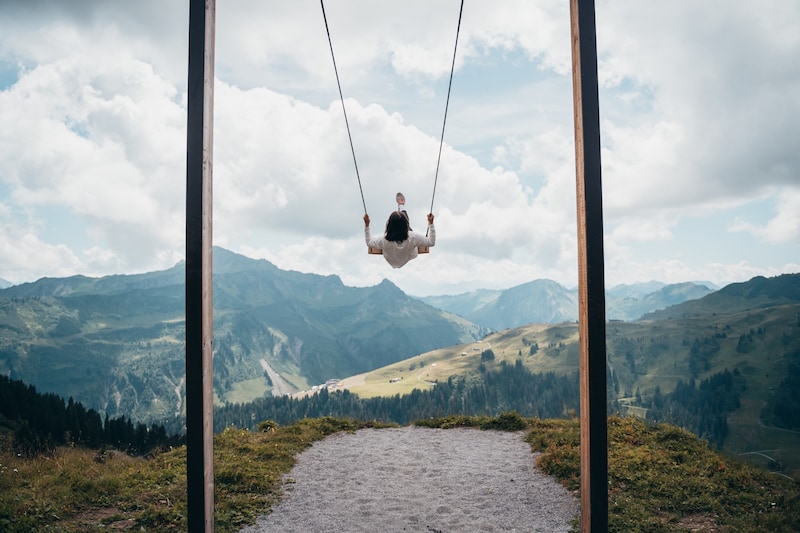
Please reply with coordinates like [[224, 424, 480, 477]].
[[240, 425, 579, 532]]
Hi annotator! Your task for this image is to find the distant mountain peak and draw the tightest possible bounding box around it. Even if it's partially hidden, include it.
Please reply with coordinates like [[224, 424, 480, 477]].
[[375, 278, 405, 297], [0, 247, 484, 423], [420, 278, 723, 328], [642, 273, 800, 320]]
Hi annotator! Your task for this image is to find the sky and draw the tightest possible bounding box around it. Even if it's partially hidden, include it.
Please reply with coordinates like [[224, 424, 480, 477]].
[[0, 0, 797, 297]]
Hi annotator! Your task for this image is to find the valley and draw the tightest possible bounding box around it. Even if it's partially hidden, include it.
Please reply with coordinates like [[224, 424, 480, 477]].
[[0, 248, 485, 422], [0, 249, 798, 477], [332, 298, 800, 477]]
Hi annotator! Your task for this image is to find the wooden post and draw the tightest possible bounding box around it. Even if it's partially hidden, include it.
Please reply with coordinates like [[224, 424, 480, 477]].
[[569, 0, 608, 531], [185, 0, 215, 530]]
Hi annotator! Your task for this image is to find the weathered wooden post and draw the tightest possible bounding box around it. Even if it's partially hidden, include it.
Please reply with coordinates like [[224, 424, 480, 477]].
[[569, 0, 608, 531], [185, 0, 215, 530]]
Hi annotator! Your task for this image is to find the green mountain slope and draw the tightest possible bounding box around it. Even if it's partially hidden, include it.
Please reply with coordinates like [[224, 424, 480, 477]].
[[0, 248, 486, 423], [341, 274, 800, 477], [643, 273, 800, 319]]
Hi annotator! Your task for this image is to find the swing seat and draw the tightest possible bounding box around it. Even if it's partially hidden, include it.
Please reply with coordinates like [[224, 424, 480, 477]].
[[368, 246, 429, 255]]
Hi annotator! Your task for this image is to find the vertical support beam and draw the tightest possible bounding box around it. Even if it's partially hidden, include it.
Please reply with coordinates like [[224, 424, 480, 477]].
[[569, 0, 608, 531], [186, 0, 215, 531]]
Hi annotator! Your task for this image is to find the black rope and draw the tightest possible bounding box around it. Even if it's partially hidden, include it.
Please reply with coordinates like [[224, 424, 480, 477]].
[[321, 0, 464, 221], [429, 0, 465, 219], [320, 0, 367, 215]]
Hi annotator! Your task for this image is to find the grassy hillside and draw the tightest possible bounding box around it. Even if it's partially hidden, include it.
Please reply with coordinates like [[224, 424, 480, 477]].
[[339, 322, 579, 397], [342, 303, 799, 403], [1, 415, 797, 532], [527, 415, 799, 532], [335, 301, 800, 478], [643, 273, 800, 320]]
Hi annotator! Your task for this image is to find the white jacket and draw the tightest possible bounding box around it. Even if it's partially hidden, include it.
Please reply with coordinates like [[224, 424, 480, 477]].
[[365, 224, 436, 268]]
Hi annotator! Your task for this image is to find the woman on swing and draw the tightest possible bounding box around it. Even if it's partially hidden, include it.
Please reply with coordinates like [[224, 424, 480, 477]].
[[364, 192, 435, 268]]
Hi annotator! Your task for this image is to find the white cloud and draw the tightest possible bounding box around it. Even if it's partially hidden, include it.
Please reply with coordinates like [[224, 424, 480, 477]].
[[0, 203, 84, 282], [0, 0, 797, 295], [608, 215, 675, 243], [596, 0, 800, 211], [730, 188, 800, 244], [0, 32, 186, 275]]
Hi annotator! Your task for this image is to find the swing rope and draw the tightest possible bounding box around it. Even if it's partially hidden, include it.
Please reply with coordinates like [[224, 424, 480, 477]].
[[430, 0, 464, 220], [320, 0, 367, 215], [320, 0, 464, 221]]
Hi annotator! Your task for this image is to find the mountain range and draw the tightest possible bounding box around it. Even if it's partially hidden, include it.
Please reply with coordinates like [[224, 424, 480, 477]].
[[0, 248, 484, 422], [0, 246, 790, 433], [420, 278, 716, 328]]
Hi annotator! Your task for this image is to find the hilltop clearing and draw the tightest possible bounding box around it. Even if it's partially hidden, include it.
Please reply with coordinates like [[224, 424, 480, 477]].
[[241, 425, 578, 532], [2, 415, 797, 532]]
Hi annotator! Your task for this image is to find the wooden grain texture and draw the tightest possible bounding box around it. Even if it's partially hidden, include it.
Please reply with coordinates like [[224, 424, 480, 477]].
[[570, 0, 609, 530], [185, 0, 216, 530]]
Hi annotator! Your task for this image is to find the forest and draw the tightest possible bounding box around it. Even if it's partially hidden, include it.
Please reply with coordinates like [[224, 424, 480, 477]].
[[761, 349, 800, 430], [2, 358, 752, 457], [640, 368, 745, 448], [0, 374, 182, 456], [214, 360, 581, 432], [214, 360, 742, 449]]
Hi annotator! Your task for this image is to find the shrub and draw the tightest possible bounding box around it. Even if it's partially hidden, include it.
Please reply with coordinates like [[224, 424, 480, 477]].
[[480, 411, 526, 431]]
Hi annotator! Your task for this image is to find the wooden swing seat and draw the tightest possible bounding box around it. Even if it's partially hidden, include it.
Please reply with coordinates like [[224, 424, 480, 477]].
[[368, 246, 429, 255]]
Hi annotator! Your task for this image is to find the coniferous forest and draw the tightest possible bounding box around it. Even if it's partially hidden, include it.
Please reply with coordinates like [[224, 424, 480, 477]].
[[761, 349, 800, 431], [3, 358, 747, 456], [214, 360, 581, 432], [2, 361, 583, 455], [0, 375, 183, 456], [213, 361, 741, 449], [3, 359, 746, 453], [641, 368, 744, 448]]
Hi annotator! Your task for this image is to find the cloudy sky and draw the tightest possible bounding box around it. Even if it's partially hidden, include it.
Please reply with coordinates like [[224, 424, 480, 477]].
[[0, 0, 797, 297]]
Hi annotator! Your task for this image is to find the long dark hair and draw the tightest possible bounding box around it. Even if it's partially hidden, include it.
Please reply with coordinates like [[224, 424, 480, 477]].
[[385, 211, 410, 243]]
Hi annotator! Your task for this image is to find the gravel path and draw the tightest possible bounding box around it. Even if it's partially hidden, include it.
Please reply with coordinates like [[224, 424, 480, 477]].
[[241, 425, 579, 532]]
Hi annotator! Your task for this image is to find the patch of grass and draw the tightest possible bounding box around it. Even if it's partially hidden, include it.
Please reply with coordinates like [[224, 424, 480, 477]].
[[0, 435, 150, 532], [0, 417, 395, 532], [415, 411, 527, 431], [527, 415, 800, 532], [415, 414, 488, 429], [223, 377, 269, 404]]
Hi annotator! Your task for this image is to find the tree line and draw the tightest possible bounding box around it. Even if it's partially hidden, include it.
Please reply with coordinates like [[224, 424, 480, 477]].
[[213, 360, 581, 432], [640, 368, 744, 448], [761, 349, 800, 430], [0, 374, 183, 456], [4, 358, 754, 456]]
